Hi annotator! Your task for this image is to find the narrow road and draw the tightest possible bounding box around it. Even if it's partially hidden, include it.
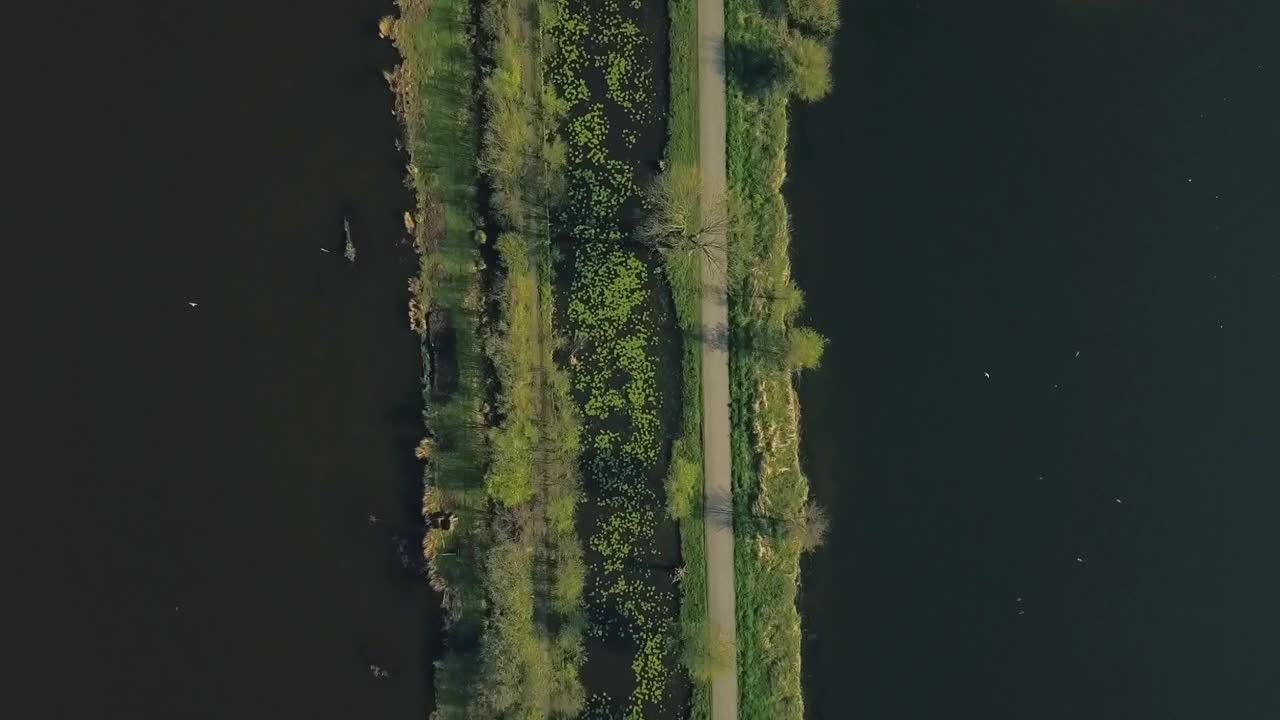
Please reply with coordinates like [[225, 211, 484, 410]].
[[696, 0, 737, 715]]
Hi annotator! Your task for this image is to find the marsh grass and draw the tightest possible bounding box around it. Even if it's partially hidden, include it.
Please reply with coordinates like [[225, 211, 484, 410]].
[[387, 0, 492, 713], [389, 0, 586, 714]]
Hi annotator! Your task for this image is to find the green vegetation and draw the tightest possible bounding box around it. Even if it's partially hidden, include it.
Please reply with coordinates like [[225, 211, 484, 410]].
[[723, 0, 835, 718], [662, 2, 714, 718], [385, 0, 489, 713], [781, 30, 833, 102], [667, 0, 698, 166], [782, 326, 827, 371], [387, 0, 585, 715]]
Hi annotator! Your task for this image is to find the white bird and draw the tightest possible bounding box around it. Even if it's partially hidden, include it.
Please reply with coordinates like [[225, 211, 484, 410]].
[[1114, 497, 1123, 504], [187, 301, 198, 308], [1075, 350, 1080, 358], [320, 247, 331, 253], [1075, 556, 1084, 564], [983, 371, 990, 379]]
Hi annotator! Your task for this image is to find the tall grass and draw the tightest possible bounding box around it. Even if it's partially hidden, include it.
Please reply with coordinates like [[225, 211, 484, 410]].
[[387, 0, 490, 713], [722, 0, 834, 717], [388, 0, 585, 714]]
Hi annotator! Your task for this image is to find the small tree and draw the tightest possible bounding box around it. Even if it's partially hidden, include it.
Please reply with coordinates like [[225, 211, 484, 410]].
[[783, 31, 834, 102], [786, 500, 830, 552], [785, 326, 827, 371], [731, 280, 806, 321]]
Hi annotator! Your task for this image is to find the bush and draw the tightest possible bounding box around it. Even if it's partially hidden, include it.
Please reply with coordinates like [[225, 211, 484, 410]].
[[782, 31, 833, 102], [552, 548, 585, 613], [666, 447, 701, 520], [786, 0, 839, 36], [550, 621, 586, 715], [785, 326, 827, 370]]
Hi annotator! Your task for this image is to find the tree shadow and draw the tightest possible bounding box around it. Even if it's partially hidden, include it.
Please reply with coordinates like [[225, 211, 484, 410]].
[[704, 486, 734, 531], [725, 36, 783, 97]]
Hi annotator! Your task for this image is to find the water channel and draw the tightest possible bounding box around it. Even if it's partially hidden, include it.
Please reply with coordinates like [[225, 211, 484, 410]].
[[790, 1, 1280, 718]]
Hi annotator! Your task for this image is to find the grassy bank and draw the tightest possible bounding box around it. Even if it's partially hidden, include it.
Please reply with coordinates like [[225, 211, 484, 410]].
[[388, 0, 586, 715], [663, 0, 713, 719], [721, 0, 836, 718]]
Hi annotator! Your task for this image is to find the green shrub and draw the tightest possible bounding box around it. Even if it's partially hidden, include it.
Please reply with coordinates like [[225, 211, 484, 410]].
[[552, 547, 586, 613], [550, 621, 586, 715], [666, 446, 701, 520], [785, 326, 827, 370], [782, 31, 833, 102]]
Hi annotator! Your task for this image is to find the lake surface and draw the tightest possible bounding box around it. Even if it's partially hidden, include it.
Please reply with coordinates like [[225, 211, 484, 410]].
[[789, 1, 1280, 718], [2, 1, 438, 717]]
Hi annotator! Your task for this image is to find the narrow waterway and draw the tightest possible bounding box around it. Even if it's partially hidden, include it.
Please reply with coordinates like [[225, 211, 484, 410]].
[[3, 1, 437, 717], [789, 1, 1280, 718]]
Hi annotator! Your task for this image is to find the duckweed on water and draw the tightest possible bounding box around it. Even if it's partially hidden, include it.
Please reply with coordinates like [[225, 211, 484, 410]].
[[546, 0, 682, 711]]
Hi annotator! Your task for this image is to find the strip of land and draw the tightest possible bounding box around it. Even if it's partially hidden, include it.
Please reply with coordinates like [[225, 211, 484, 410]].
[[388, 0, 587, 715], [694, 0, 739, 716], [381, 0, 845, 715], [722, 0, 837, 717]]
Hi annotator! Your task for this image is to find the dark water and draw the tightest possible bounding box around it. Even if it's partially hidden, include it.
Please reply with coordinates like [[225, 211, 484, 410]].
[[2, 1, 437, 718], [789, 1, 1280, 718]]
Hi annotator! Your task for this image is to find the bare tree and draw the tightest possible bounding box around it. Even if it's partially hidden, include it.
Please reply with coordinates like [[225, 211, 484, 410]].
[[636, 167, 736, 266], [786, 500, 830, 552]]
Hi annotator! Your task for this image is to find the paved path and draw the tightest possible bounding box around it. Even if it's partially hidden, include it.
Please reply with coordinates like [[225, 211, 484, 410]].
[[696, 0, 737, 715]]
